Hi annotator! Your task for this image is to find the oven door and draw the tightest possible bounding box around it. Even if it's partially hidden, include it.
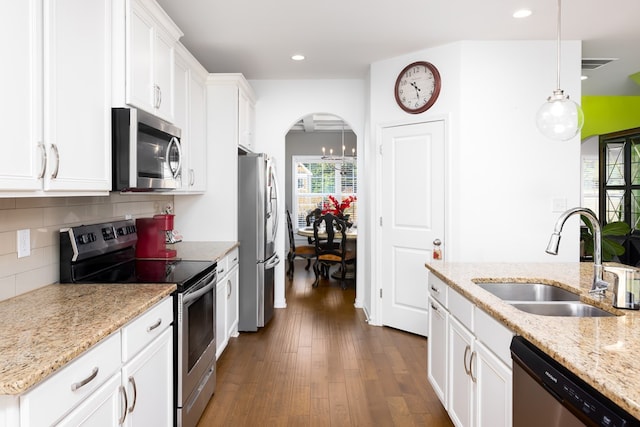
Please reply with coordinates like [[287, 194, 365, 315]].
[[178, 269, 216, 410]]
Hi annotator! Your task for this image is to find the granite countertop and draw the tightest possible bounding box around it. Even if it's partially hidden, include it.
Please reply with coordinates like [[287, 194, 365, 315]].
[[0, 283, 175, 395], [425, 261, 640, 420], [167, 241, 239, 262]]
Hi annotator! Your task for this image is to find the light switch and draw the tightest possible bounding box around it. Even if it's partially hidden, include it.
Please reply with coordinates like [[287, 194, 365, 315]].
[[17, 229, 30, 258]]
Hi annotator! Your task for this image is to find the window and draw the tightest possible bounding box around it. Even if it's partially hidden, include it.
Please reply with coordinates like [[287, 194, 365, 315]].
[[600, 129, 640, 228], [292, 156, 357, 229]]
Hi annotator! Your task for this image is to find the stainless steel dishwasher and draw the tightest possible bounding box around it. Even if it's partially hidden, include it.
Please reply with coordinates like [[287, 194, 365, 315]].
[[510, 336, 639, 427]]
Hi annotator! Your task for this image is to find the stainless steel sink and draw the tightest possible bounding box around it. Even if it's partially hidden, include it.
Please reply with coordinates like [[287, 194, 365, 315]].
[[509, 302, 615, 317], [476, 282, 580, 302]]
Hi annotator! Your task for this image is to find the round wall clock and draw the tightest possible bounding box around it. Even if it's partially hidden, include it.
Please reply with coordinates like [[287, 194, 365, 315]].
[[394, 61, 441, 114]]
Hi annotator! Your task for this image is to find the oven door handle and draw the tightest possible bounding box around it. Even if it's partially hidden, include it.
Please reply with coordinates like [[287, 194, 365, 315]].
[[183, 274, 216, 304]]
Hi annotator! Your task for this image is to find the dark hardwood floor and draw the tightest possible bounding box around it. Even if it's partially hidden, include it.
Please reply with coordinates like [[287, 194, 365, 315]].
[[197, 260, 453, 426]]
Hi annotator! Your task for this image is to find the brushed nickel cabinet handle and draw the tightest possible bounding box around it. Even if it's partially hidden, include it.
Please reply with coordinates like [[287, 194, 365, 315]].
[[38, 143, 47, 179], [50, 144, 60, 179], [71, 367, 99, 391], [469, 351, 477, 383], [147, 318, 162, 332], [463, 345, 471, 376], [128, 376, 137, 413], [119, 385, 128, 424], [227, 279, 232, 298]]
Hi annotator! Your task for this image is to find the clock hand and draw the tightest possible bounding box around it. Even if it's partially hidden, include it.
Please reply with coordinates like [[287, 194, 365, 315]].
[[410, 81, 421, 98]]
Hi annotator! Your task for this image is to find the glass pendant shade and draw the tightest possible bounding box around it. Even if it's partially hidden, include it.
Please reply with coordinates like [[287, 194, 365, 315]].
[[536, 89, 584, 141]]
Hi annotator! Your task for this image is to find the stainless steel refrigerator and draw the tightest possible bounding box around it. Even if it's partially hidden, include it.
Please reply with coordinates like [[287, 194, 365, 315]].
[[238, 153, 280, 331]]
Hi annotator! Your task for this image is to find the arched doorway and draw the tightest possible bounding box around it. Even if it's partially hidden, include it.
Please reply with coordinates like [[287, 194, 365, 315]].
[[284, 113, 359, 292]]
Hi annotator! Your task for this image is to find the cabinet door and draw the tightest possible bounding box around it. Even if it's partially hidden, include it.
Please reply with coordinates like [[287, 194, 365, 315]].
[[121, 328, 173, 427], [216, 273, 228, 359], [226, 265, 239, 339], [0, 0, 43, 191], [238, 87, 254, 151], [56, 374, 121, 427], [43, 0, 111, 192], [188, 71, 207, 192], [448, 317, 474, 427], [427, 296, 448, 408], [127, 1, 154, 113], [474, 341, 512, 427], [153, 29, 175, 122], [173, 52, 190, 192]]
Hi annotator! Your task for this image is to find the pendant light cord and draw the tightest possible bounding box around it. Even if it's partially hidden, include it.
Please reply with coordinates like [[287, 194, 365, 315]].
[[555, 0, 562, 91]]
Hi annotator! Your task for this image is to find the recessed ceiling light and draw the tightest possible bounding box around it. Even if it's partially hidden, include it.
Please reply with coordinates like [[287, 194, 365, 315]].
[[291, 54, 305, 61], [513, 9, 532, 18], [581, 75, 588, 80]]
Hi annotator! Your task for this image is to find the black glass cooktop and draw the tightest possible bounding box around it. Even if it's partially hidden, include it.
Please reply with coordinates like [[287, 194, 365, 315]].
[[79, 258, 216, 291]]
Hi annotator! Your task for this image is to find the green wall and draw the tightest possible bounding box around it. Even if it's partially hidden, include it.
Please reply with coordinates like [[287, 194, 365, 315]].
[[582, 96, 640, 139]]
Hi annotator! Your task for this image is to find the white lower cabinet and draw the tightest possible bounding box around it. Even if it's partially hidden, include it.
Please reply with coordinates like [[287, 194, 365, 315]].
[[427, 297, 448, 406], [427, 273, 513, 427], [448, 316, 475, 427], [15, 297, 173, 426], [216, 248, 240, 359], [120, 327, 173, 426]]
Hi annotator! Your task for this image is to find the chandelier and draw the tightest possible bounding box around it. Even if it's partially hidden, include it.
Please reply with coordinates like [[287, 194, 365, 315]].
[[321, 123, 356, 175]]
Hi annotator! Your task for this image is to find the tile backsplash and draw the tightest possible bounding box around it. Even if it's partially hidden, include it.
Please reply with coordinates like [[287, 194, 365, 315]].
[[0, 193, 174, 301]]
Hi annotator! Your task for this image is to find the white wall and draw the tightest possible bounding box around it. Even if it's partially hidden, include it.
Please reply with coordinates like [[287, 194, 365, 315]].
[[367, 40, 582, 323], [248, 79, 366, 309]]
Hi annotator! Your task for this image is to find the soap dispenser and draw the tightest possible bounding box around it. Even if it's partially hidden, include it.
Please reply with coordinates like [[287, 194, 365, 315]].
[[605, 266, 640, 310]]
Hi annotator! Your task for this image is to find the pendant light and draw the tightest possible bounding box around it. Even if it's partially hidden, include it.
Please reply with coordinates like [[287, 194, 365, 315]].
[[535, 0, 584, 141]]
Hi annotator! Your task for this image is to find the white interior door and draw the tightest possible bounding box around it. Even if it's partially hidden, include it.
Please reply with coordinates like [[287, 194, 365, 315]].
[[380, 120, 445, 336]]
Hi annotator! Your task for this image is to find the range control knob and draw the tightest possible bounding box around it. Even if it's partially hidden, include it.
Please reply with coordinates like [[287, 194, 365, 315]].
[[77, 233, 96, 244]]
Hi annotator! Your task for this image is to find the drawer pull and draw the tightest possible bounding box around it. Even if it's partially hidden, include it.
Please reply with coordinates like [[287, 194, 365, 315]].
[[119, 385, 128, 424], [430, 302, 438, 311], [71, 367, 99, 391], [232, 257, 238, 262], [128, 376, 138, 413], [218, 268, 225, 275], [430, 285, 440, 293], [147, 318, 162, 332]]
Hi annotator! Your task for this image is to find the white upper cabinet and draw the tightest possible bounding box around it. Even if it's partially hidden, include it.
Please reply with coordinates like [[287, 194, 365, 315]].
[[113, 0, 183, 123], [238, 86, 256, 152], [172, 44, 207, 194], [0, 0, 112, 195]]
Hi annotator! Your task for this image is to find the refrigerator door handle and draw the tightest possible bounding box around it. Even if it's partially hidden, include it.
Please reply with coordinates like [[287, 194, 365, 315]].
[[264, 254, 280, 269]]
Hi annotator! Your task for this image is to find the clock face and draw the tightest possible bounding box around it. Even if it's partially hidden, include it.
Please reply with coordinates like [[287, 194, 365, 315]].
[[394, 61, 441, 114]]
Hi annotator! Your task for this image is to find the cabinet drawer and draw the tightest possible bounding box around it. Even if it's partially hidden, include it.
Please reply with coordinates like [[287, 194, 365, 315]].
[[428, 273, 448, 306], [217, 255, 228, 278], [474, 308, 514, 366], [20, 332, 121, 427], [448, 287, 474, 331], [122, 297, 173, 362], [227, 247, 239, 270]]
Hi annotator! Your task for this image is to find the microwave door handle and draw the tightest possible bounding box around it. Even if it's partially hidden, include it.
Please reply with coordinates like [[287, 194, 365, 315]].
[[166, 137, 182, 179]]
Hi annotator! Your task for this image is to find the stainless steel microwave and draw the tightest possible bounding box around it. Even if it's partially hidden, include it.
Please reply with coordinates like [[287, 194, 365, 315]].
[[112, 108, 183, 191]]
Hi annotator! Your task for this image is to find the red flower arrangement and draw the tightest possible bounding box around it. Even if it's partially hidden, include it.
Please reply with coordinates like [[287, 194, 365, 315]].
[[322, 195, 357, 217]]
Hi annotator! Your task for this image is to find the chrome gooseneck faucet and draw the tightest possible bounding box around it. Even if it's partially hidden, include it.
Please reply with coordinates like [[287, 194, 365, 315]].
[[546, 207, 608, 295]]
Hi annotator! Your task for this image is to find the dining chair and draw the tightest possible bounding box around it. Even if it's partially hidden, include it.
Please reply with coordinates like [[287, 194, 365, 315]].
[[305, 208, 322, 245], [286, 209, 316, 279], [312, 213, 356, 289]]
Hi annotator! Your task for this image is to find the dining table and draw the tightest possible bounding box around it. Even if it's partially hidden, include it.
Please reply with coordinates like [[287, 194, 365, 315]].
[[296, 226, 357, 280]]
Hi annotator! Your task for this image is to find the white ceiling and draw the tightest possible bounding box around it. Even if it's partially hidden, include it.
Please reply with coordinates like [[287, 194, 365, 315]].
[[156, 0, 640, 96]]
